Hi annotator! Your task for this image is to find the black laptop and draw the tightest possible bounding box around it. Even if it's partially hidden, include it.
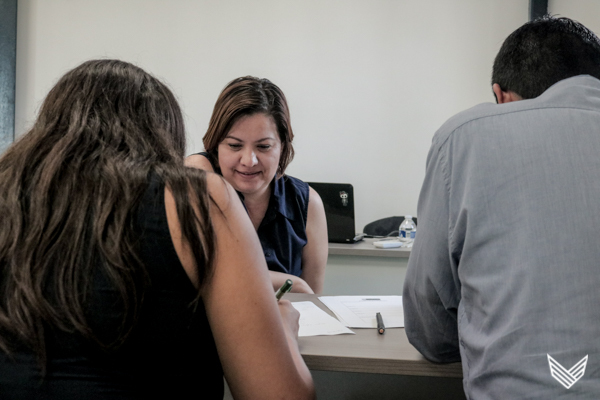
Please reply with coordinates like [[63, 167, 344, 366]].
[[307, 182, 364, 243]]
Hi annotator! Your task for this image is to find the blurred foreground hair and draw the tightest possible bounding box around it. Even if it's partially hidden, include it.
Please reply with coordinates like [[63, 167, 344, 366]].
[[0, 59, 216, 365]]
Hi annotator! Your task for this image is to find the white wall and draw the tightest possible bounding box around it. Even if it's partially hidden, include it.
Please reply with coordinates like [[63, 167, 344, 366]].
[[15, 0, 529, 230]]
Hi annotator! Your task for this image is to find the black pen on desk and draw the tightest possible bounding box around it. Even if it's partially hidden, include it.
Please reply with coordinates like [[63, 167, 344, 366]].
[[376, 312, 385, 334], [275, 279, 293, 301]]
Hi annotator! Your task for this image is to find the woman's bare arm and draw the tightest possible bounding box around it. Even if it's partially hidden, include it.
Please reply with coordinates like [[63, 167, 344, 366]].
[[165, 173, 314, 399], [269, 270, 314, 294], [300, 187, 328, 294]]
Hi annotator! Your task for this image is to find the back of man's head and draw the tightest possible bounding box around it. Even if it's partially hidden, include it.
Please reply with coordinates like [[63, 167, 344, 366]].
[[492, 16, 600, 99]]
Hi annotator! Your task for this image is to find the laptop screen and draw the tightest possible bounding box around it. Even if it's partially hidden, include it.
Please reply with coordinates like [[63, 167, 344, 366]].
[[307, 182, 363, 243]]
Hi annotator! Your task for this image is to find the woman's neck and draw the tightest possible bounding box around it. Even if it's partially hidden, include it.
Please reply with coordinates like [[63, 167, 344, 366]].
[[243, 186, 272, 231]]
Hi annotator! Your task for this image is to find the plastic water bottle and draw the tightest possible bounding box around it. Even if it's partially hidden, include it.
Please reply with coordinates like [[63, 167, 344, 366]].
[[399, 215, 416, 240]]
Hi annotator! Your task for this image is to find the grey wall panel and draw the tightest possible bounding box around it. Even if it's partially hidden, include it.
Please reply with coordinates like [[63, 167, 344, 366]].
[[0, 0, 18, 154], [530, 0, 548, 20]]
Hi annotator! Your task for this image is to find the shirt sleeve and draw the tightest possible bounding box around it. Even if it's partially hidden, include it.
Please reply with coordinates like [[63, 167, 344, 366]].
[[402, 139, 462, 364]]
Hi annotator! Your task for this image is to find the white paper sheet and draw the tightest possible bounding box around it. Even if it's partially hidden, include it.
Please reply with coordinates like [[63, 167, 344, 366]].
[[318, 296, 404, 328], [291, 301, 355, 337]]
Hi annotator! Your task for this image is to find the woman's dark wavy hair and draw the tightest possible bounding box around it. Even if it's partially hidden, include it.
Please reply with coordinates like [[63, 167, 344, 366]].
[[202, 76, 295, 177], [0, 59, 216, 365]]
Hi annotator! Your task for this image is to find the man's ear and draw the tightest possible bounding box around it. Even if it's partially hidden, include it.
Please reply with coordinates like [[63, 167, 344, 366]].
[[492, 83, 523, 104]]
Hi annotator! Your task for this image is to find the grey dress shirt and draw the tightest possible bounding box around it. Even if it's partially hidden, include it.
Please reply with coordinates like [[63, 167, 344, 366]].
[[403, 75, 600, 399]]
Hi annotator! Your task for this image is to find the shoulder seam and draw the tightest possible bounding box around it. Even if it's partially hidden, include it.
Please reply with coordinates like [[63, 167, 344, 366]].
[[434, 104, 600, 150]]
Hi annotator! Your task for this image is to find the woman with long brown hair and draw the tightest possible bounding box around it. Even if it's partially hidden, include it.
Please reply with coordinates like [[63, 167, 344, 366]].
[[186, 77, 328, 294], [0, 60, 314, 399]]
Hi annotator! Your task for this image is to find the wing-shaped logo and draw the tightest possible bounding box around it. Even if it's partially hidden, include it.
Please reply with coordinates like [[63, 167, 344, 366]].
[[547, 354, 588, 389]]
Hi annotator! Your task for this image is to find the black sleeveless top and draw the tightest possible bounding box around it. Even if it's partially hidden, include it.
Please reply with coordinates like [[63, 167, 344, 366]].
[[0, 176, 223, 399]]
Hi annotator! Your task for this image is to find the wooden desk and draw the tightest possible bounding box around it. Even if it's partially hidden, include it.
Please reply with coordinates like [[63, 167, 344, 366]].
[[290, 293, 462, 378], [226, 293, 464, 400]]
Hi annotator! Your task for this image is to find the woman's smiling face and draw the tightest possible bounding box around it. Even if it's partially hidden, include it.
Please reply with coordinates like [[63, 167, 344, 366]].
[[217, 113, 282, 198]]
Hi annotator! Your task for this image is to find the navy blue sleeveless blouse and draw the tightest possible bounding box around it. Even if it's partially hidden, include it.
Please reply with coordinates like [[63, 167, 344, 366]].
[[196, 152, 309, 277]]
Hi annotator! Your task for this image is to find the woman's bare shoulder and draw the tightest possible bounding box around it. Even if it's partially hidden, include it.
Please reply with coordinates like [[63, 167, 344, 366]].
[[185, 153, 215, 172]]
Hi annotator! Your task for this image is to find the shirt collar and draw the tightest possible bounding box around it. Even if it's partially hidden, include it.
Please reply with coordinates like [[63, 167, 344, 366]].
[[267, 175, 302, 222]]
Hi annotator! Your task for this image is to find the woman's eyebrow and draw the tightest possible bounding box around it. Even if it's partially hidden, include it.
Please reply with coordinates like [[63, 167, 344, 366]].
[[223, 135, 276, 143]]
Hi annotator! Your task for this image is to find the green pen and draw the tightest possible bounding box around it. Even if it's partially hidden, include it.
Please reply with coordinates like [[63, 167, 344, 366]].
[[275, 279, 293, 301]]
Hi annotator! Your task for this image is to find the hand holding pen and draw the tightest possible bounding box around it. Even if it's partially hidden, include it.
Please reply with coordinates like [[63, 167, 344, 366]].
[[275, 279, 300, 340], [275, 279, 293, 301]]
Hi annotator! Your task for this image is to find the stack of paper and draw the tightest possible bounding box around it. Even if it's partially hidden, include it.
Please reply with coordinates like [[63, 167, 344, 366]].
[[291, 301, 355, 337], [318, 296, 404, 328]]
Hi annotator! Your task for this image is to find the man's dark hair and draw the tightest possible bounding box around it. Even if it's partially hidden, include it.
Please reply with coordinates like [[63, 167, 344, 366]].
[[492, 15, 600, 99]]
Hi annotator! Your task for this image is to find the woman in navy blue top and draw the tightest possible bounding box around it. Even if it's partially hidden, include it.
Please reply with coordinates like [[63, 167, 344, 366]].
[[186, 77, 328, 293]]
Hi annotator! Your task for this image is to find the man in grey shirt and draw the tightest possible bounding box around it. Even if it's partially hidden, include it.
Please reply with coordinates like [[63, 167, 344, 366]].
[[403, 16, 600, 399]]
